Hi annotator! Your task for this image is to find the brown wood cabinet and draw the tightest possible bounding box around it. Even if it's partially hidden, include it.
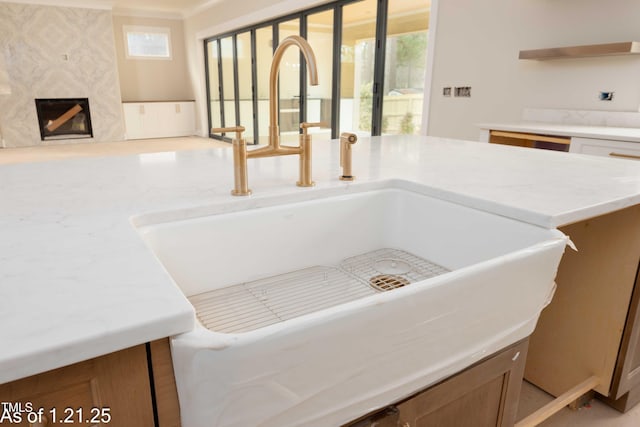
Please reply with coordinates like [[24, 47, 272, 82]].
[[345, 339, 529, 427], [488, 130, 571, 152], [0, 339, 180, 427], [524, 205, 640, 411], [599, 263, 640, 411]]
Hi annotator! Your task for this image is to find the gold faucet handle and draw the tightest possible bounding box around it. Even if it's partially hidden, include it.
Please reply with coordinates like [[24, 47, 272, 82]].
[[340, 132, 357, 144], [300, 122, 326, 137], [212, 126, 245, 141], [300, 122, 324, 129]]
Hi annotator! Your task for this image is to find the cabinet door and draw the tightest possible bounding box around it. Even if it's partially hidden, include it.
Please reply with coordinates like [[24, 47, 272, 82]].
[[611, 263, 640, 399], [123, 103, 147, 139], [396, 339, 528, 427], [164, 102, 196, 137], [0, 345, 155, 427], [569, 137, 640, 160]]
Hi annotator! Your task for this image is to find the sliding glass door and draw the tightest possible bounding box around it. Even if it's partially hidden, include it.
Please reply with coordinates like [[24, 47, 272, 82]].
[[382, 0, 430, 135], [340, 0, 377, 136], [205, 0, 432, 143], [306, 10, 334, 141]]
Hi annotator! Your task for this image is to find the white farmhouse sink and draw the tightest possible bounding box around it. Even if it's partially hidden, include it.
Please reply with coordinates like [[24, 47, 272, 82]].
[[134, 180, 568, 427]]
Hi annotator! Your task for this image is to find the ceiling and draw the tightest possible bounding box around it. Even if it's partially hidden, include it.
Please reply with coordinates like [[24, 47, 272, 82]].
[[112, 0, 220, 17], [0, 0, 223, 17], [1, 0, 429, 20]]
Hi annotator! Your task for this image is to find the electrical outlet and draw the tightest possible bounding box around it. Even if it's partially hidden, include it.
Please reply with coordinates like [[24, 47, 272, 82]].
[[455, 86, 471, 97], [443, 87, 452, 97], [599, 91, 614, 101]]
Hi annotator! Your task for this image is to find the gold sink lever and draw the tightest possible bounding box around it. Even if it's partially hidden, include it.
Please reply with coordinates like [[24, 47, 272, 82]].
[[211, 126, 251, 196], [339, 132, 358, 181], [298, 122, 324, 187]]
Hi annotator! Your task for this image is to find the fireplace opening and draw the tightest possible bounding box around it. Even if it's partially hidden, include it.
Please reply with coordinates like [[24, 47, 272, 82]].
[[35, 98, 93, 141]]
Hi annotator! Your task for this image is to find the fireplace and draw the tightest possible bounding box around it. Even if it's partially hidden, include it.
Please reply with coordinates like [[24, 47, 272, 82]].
[[35, 98, 93, 141]]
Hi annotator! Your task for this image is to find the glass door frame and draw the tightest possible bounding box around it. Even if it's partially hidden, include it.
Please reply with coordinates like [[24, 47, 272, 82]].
[[204, 0, 431, 143]]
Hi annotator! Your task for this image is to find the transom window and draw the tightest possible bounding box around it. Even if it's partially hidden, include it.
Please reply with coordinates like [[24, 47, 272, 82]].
[[124, 26, 172, 60]]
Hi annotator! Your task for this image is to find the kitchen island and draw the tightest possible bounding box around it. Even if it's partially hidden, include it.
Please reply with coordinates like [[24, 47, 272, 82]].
[[2, 135, 640, 424]]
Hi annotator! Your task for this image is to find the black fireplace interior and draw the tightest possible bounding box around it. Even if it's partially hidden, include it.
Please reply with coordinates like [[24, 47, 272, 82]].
[[35, 98, 93, 141]]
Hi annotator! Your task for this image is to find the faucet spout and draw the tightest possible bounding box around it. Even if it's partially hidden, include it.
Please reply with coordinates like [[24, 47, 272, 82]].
[[269, 35, 319, 150], [217, 36, 323, 195]]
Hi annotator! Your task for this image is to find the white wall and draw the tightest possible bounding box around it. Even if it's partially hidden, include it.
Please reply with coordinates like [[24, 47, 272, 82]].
[[0, 3, 125, 147], [184, 0, 640, 141], [428, 0, 640, 140]]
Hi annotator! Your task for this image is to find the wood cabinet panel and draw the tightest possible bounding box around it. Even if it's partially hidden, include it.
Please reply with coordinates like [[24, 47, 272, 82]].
[[0, 344, 154, 426], [149, 339, 181, 427], [525, 205, 640, 397], [345, 339, 528, 427], [397, 340, 527, 427]]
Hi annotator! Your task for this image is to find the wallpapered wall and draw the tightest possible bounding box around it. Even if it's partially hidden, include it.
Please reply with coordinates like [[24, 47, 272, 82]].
[[0, 3, 124, 147]]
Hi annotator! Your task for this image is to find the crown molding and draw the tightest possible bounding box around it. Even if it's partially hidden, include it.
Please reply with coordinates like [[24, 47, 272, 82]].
[[112, 6, 182, 20], [0, 0, 113, 10], [182, 0, 224, 18]]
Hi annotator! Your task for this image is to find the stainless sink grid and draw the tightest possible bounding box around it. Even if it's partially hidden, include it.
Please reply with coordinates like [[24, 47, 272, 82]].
[[340, 248, 450, 292], [189, 248, 449, 334], [190, 266, 375, 333]]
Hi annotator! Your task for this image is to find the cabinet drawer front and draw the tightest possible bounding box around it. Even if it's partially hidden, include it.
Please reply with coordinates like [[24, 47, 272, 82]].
[[571, 137, 640, 160]]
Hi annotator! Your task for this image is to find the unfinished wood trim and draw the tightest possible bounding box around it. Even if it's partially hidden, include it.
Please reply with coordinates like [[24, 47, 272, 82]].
[[519, 42, 640, 60], [489, 134, 536, 148], [490, 130, 571, 145], [525, 205, 640, 396], [150, 338, 182, 427], [46, 104, 82, 132], [515, 376, 600, 427]]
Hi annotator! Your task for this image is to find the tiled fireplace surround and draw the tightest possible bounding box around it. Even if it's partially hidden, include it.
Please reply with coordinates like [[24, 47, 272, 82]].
[[0, 3, 124, 148]]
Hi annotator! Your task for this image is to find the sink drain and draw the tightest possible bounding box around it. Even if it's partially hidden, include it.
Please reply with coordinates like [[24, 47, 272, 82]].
[[373, 258, 412, 275], [369, 274, 411, 292]]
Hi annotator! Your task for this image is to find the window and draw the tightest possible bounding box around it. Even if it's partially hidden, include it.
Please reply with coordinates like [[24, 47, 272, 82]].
[[204, 0, 431, 143], [124, 26, 172, 60]]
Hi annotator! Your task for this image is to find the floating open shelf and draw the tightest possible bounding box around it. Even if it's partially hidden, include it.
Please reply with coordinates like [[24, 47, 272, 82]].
[[519, 41, 640, 60]]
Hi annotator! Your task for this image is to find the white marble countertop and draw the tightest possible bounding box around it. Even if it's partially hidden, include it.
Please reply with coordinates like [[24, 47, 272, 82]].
[[479, 121, 640, 143], [2, 134, 640, 384]]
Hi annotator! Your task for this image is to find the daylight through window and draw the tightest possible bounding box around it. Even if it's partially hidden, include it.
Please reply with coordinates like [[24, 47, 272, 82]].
[[124, 26, 172, 59]]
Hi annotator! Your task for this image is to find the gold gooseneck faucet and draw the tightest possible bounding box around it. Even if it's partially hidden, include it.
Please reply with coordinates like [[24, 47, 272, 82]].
[[213, 35, 321, 196]]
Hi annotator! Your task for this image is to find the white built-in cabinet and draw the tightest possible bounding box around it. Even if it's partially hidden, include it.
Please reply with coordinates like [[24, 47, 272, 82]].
[[123, 101, 196, 140], [569, 137, 640, 161]]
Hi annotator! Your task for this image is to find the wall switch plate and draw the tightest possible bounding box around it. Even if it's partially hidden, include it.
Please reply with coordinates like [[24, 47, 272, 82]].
[[599, 91, 614, 101], [455, 86, 471, 97], [443, 87, 452, 97]]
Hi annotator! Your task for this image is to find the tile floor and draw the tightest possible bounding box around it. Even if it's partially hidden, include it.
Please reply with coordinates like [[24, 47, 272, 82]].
[[0, 136, 229, 164], [2, 136, 640, 426]]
